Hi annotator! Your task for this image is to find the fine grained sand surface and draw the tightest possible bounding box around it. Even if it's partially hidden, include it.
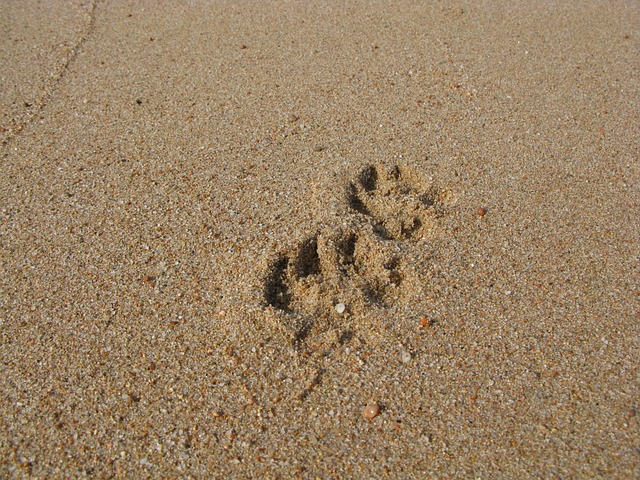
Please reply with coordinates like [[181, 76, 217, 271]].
[[1, 1, 638, 477]]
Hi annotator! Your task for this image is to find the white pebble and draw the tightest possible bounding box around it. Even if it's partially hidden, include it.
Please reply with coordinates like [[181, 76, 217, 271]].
[[401, 350, 412, 363], [335, 303, 346, 314]]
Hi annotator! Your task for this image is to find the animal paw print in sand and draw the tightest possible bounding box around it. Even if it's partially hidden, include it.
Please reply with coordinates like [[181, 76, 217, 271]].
[[347, 164, 444, 241], [264, 163, 449, 349], [264, 227, 402, 345]]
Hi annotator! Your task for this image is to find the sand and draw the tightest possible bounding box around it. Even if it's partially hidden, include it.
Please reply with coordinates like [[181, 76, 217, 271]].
[[1, 0, 638, 477]]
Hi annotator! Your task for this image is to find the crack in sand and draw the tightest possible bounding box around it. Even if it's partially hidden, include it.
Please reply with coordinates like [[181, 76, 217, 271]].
[[1, 1, 97, 145]]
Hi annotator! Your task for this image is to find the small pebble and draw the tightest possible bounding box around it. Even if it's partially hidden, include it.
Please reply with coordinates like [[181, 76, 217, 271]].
[[335, 303, 346, 314], [288, 113, 299, 123], [401, 350, 412, 363], [420, 316, 436, 327], [313, 144, 326, 152], [363, 402, 380, 419], [477, 207, 487, 217]]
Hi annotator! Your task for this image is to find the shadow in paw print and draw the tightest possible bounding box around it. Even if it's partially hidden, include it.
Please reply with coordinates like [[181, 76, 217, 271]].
[[347, 183, 370, 217], [385, 257, 403, 286], [264, 237, 322, 313], [335, 232, 357, 271], [264, 255, 292, 311], [360, 255, 403, 308], [295, 237, 321, 278], [359, 165, 379, 191], [347, 163, 445, 241]]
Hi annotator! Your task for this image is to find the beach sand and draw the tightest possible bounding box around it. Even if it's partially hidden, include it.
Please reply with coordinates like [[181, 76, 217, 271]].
[[1, 0, 638, 477]]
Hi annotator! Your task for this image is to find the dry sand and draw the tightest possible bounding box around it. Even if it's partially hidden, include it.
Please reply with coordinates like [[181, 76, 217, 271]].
[[1, 0, 639, 478]]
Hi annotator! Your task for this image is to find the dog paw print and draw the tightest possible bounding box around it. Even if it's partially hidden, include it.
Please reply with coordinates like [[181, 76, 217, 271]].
[[347, 164, 444, 241], [264, 227, 403, 345], [263, 163, 452, 350]]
